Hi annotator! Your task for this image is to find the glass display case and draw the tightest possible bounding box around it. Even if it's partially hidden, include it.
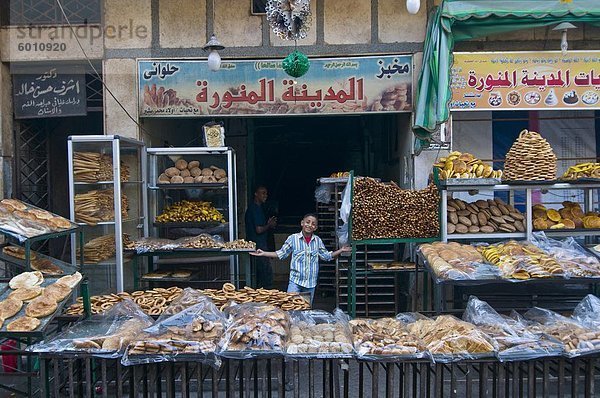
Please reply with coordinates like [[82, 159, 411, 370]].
[[146, 147, 238, 282], [67, 135, 147, 294]]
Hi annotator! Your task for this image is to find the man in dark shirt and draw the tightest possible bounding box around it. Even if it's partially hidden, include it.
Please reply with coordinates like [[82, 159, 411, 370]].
[[245, 186, 277, 288]]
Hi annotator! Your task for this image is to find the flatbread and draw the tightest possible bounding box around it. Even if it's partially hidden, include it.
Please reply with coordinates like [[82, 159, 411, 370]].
[[0, 298, 24, 320], [42, 283, 71, 302], [9, 271, 43, 289], [143, 272, 170, 279], [48, 217, 72, 230], [8, 286, 43, 302], [2, 246, 37, 261], [28, 208, 53, 220], [7, 316, 40, 332], [25, 297, 58, 318], [1, 199, 27, 211], [171, 271, 192, 278], [55, 272, 82, 289], [31, 258, 64, 276]]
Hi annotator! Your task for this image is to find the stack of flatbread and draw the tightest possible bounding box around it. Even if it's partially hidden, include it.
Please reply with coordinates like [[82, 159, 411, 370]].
[[1, 271, 82, 332], [31, 259, 64, 276], [2, 246, 38, 260]]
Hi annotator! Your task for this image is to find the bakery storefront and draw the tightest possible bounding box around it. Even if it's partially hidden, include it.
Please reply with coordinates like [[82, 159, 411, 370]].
[[136, 55, 415, 289]]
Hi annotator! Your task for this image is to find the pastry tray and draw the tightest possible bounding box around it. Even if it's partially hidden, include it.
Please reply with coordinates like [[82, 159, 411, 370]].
[[0, 276, 80, 338], [141, 271, 197, 282], [368, 262, 416, 272]]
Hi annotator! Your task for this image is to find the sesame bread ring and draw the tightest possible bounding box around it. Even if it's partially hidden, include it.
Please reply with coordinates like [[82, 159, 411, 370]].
[[149, 307, 162, 315], [222, 283, 236, 292]]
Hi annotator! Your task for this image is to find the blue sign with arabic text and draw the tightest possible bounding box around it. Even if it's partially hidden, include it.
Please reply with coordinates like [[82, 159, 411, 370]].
[[138, 55, 412, 116], [13, 67, 86, 119]]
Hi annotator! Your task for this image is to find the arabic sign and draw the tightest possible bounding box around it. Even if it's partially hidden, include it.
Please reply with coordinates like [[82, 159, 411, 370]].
[[13, 66, 87, 119], [138, 55, 412, 116], [450, 51, 600, 110]]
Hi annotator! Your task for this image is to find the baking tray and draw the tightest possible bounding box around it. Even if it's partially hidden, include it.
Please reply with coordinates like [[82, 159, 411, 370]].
[[141, 271, 197, 283], [0, 276, 80, 338], [0, 244, 78, 275], [368, 262, 415, 272], [221, 248, 256, 253]]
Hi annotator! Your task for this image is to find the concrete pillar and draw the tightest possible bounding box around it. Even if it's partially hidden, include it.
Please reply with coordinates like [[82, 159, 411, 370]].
[[103, 58, 139, 139]]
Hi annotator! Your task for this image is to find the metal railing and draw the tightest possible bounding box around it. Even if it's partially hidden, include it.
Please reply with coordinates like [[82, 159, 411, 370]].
[[38, 355, 600, 397]]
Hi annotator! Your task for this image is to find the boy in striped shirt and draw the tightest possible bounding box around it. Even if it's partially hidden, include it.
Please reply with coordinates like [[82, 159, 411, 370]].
[[251, 213, 350, 303]]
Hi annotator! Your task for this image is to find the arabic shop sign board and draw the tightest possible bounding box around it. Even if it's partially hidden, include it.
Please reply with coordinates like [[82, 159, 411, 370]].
[[137, 55, 412, 117], [13, 66, 87, 119], [450, 51, 600, 111]]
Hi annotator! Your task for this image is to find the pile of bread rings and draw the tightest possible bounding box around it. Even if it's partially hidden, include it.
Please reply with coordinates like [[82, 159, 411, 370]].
[[64, 284, 310, 316], [201, 283, 310, 311]]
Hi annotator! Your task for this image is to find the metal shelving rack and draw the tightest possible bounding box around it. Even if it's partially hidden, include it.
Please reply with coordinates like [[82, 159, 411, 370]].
[[68, 135, 148, 294], [145, 147, 240, 285], [440, 180, 600, 242], [346, 172, 440, 317], [430, 179, 600, 313], [315, 178, 347, 294]]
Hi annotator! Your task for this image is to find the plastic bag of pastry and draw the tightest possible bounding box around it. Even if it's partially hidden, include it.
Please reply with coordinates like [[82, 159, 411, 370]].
[[220, 302, 290, 358], [175, 234, 224, 250], [202, 122, 225, 147], [0, 198, 76, 241], [523, 306, 600, 358], [160, 287, 209, 315], [530, 232, 600, 278], [121, 294, 224, 367], [350, 314, 428, 361], [403, 313, 496, 363], [129, 237, 179, 254], [476, 240, 564, 281], [286, 309, 353, 358], [418, 242, 501, 282], [573, 294, 600, 329], [462, 296, 562, 361], [28, 299, 153, 358]]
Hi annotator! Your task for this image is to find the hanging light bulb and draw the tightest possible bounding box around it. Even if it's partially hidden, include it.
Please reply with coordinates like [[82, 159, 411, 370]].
[[203, 34, 225, 72], [552, 22, 576, 56], [406, 0, 420, 15], [207, 50, 221, 71]]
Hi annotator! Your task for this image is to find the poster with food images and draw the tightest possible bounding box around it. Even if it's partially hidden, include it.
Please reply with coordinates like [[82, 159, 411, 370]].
[[450, 51, 600, 111], [137, 55, 413, 116]]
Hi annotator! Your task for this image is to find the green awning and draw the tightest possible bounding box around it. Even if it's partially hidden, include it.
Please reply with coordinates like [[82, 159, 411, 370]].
[[413, 0, 600, 144]]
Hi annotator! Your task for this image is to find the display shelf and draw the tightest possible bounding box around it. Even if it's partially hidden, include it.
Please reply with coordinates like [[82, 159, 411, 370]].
[[446, 232, 527, 240], [146, 147, 239, 287], [153, 221, 227, 229], [68, 135, 148, 293], [539, 229, 600, 238], [149, 183, 227, 190], [73, 181, 145, 186]]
